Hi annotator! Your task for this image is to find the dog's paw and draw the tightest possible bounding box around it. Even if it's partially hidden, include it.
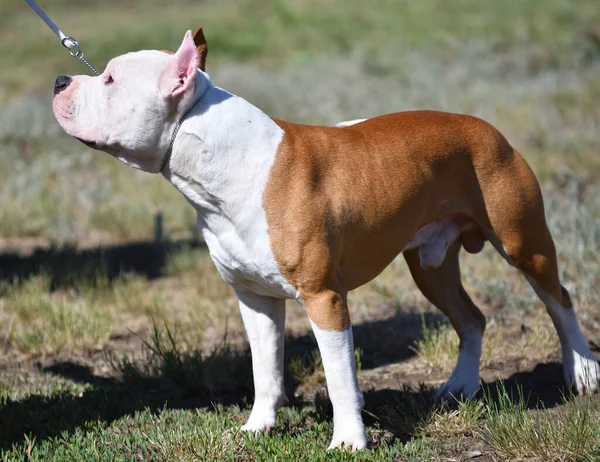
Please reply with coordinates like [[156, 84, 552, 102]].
[[435, 374, 480, 402], [568, 352, 600, 395], [241, 394, 288, 433], [241, 407, 277, 433], [328, 422, 367, 451]]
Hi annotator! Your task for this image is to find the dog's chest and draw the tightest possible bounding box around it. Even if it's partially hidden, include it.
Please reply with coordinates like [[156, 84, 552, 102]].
[[168, 87, 298, 299], [198, 213, 297, 299]]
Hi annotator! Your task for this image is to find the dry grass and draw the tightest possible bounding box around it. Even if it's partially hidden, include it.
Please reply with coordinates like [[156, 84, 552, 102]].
[[419, 399, 485, 438], [478, 385, 600, 461], [1, 275, 113, 355], [411, 315, 560, 375], [0, 245, 241, 357]]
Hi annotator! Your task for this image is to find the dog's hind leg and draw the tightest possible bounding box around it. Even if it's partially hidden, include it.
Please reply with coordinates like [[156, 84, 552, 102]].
[[483, 148, 600, 394], [404, 241, 486, 400]]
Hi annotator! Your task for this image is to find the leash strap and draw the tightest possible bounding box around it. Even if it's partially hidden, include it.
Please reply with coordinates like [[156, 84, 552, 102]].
[[24, 0, 101, 75], [25, 0, 65, 40]]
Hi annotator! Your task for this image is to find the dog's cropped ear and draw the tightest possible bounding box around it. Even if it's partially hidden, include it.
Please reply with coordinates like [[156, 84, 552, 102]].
[[193, 27, 208, 72], [160, 26, 208, 72], [161, 31, 199, 99]]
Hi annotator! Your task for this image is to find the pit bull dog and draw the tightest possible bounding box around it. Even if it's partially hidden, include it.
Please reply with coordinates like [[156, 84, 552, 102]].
[[52, 30, 600, 450]]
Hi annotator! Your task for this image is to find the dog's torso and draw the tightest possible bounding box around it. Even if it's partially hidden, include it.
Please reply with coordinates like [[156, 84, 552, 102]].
[[169, 91, 530, 304], [265, 113, 503, 293]]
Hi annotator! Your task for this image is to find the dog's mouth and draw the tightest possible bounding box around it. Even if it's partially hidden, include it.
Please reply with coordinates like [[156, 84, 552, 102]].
[[74, 137, 98, 149]]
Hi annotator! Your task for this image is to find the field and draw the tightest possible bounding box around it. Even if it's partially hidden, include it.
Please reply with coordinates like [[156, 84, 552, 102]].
[[1, 0, 600, 460]]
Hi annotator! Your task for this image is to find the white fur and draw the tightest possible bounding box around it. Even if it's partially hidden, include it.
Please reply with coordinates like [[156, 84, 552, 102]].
[[166, 84, 299, 300], [168, 86, 365, 445], [335, 118, 367, 128], [435, 330, 482, 400], [535, 287, 600, 394], [309, 321, 367, 450], [237, 291, 287, 432], [53, 49, 203, 172]]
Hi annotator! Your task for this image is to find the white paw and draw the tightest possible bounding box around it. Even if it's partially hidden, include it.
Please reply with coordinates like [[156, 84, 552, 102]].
[[327, 421, 367, 451], [241, 407, 277, 433], [435, 371, 480, 401], [567, 352, 600, 395]]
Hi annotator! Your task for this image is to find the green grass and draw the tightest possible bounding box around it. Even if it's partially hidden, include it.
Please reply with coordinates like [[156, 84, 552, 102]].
[[3, 347, 599, 461], [0, 401, 442, 461]]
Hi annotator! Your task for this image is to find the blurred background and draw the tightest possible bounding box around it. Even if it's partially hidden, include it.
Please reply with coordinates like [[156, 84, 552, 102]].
[[0, 0, 598, 243], [1, 0, 599, 244]]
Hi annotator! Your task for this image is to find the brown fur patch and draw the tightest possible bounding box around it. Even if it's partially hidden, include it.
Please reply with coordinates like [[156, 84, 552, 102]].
[[263, 111, 561, 331], [192, 28, 208, 72]]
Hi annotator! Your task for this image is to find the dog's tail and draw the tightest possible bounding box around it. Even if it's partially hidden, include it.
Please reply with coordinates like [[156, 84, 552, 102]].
[[335, 118, 367, 128]]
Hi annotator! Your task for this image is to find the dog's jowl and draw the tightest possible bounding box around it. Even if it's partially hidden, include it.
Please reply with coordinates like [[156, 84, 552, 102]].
[[52, 30, 600, 450]]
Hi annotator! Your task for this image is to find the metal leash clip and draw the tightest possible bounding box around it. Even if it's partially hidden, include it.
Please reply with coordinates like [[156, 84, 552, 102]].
[[61, 36, 100, 75], [25, 0, 101, 76]]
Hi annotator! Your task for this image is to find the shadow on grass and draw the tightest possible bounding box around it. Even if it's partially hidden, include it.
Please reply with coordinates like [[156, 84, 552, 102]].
[[0, 349, 255, 451], [0, 312, 574, 451], [0, 237, 207, 289], [0, 313, 432, 451]]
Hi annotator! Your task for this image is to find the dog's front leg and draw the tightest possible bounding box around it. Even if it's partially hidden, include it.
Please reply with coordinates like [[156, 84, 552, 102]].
[[236, 290, 288, 432], [303, 291, 367, 450]]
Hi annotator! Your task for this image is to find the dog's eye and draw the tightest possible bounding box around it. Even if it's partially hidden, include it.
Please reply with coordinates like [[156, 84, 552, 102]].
[[105, 75, 114, 85]]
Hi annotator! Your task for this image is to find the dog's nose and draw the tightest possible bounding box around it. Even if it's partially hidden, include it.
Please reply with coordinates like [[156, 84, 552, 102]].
[[54, 75, 72, 94]]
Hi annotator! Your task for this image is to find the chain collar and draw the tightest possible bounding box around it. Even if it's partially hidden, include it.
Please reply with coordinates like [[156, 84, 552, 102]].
[[159, 100, 198, 173]]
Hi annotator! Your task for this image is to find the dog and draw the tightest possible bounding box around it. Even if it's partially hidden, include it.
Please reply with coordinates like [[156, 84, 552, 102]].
[[52, 30, 600, 450]]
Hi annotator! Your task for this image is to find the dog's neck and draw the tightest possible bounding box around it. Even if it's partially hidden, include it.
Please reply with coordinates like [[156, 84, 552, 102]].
[[163, 82, 284, 233]]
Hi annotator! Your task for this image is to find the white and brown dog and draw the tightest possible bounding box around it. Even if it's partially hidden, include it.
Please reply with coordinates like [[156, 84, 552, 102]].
[[52, 31, 600, 450]]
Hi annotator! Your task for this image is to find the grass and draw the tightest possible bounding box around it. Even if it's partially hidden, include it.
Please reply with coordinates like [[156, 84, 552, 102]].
[[4, 350, 599, 461], [0, 401, 445, 461], [411, 314, 560, 374], [1, 0, 600, 459], [108, 322, 254, 398], [3, 276, 111, 355], [478, 385, 600, 461]]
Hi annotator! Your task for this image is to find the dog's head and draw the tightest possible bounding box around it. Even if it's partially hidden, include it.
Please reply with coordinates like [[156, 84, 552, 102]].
[[52, 30, 209, 172]]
